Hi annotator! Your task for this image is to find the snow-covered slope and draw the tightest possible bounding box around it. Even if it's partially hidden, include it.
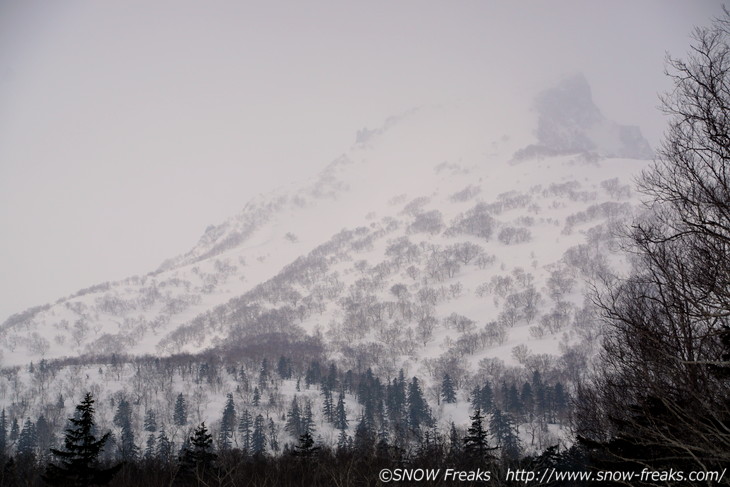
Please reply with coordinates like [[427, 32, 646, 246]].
[[0, 78, 655, 458], [0, 81, 649, 378]]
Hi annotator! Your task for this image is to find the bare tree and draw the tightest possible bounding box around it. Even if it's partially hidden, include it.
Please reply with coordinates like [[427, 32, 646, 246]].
[[588, 10, 730, 473]]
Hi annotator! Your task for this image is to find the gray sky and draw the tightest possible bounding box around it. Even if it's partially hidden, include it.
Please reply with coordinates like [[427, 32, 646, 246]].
[[0, 0, 722, 321]]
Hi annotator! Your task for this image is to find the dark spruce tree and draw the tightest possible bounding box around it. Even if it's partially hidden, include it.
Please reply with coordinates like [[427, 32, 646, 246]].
[[258, 358, 270, 390], [336, 429, 350, 455], [35, 414, 53, 465], [471, 382, 494, 413], [353, 413, 376, 456], [238, 409, 253, 454], [43, 393, 121, 486], [251, 414, 267, 456], [173, 393, 187, 427], [178, 422, 217, 481], [334, 391, 348, 431], [277, 355, 292, 379], [292, 430, 320, 458], [407, 377, 431, 432], [448, 421, 462, 460], [285, 397, 302, 439], [144, 434, 156, 460], [219, 393, 236, 450], [506, 383, 522, 416], [490, 408, 521, 461], [386, 372, 407, 436], [267, 418, 279, 454], [143, 409, 157, 433], [16, 418, 37, 459], [463, 409, 496, 463], [155, 429, 172, 464], [301, 400, 315, 437], [521, 382, 534, 421], [321, 384, 334, 423], [113, 398, 137, 461], [441, 373, 457, 404]]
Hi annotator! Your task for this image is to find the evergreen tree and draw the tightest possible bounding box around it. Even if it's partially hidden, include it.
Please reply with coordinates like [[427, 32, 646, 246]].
[[252, 387, 261, 407], [353, 413, 375, 456], [321, 385, 334, 423], [267, 418, 279, 453], [258, 358, 270, 390], [44, 393, 121, 486], [521, 382, 534, 420], [552, 382, 568, 420], [532, 371, 546, 416], [506, 383, 522, 415], [143, 409, 157, 433], [267, 391, 277, 408], [463, 409, 495, 461], [416, 428, 440, 461], [156, 429, 172, 464], [173, 393, 188, 427], [386, 371, 407, 429], [219, 393, 236, 450], [407, 377, 431, 431], [478, 383, 493, 412], [470, 386, 481, 406], [16, 418, 36, 458], [441, 374, 457, 404], [238, 367, 249, 391], [358, 368, 385, 425], [238, 409, 252, 453], [10, 418, 18, 443], [36, 414, 53, 464], [292, 431, 320, 458], [285, 397, 302, 439], [448, 421, 462, 459], [178, 422, 217, 479], [251, 415, 266, 456], [301, 400, 315, 436], [335, 391, 348, 430], [490, 408, 521, 461], [305, 361, 321, 388], [544, 385, 556, 422], [144, 434, 156, 460], [325, 363, 338, 390], [119, 424, 137, 461], [277, 356, 292, 380], [336, 430, 350, 454], [112, 399, 131, 430], [114, 399, 136, 461]]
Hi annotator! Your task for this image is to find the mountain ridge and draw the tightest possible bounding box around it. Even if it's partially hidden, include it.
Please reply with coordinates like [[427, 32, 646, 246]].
[[1, 85, 649, 375]]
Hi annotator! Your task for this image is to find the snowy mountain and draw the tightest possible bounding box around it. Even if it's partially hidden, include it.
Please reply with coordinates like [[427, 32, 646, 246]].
[[0, 77, 651, 456], [0, 85, 648, 366]]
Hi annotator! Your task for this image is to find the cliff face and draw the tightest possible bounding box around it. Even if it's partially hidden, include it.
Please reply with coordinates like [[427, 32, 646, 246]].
[[515, 74, 653, 161]]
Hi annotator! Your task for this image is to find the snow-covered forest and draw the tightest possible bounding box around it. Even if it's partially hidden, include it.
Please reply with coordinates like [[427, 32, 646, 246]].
[[0, 5, 728, 487]]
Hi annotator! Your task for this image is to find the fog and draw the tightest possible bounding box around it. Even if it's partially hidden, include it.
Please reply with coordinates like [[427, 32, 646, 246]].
[[0, 0, 721, 321]]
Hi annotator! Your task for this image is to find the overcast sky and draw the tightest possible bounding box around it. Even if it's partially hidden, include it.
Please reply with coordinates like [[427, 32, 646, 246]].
[[0, 1, 723, 321]]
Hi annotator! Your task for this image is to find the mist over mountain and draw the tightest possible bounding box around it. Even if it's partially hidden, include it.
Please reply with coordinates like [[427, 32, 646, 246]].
[[515, 74, 653, 160], [0, 77, 650, 467]]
